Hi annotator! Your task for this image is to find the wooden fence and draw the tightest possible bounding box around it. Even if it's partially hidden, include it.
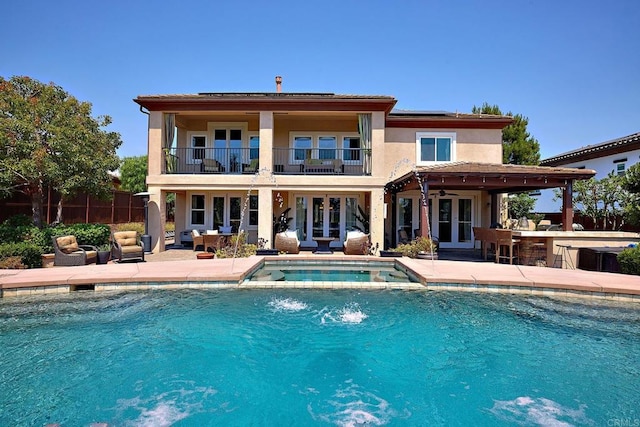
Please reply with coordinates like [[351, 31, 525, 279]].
[[0, 189, 145, 225]]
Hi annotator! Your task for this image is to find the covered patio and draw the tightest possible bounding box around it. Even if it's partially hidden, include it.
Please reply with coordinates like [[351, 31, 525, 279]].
[[385, 161, 597, 248]]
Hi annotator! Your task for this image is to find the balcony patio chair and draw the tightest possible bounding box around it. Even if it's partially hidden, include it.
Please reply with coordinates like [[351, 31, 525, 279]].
[[343, 231, 370, 255], [201, 158, 224, 173], [274, 230, 300, 254], [52, 235, 98, 266], [243, 158, 259, 174], [111, 231, 145, 262]]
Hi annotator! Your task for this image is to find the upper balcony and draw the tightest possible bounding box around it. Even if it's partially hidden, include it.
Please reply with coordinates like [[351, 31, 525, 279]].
[[166, 147, 369, 176]]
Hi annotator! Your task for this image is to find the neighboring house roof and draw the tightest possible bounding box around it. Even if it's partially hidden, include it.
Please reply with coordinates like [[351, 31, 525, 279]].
[[387, 162, 596, 194], [134, 92, 398, 113], [540, 132, 640, 166]]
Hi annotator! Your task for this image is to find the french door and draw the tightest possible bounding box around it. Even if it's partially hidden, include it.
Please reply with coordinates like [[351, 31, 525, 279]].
[[294, 195, 359, 247], [433, 197, 473, 249]]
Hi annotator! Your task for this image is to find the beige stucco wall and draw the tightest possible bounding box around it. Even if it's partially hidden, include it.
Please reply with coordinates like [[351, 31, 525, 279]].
[[383, 128, 503, 179]]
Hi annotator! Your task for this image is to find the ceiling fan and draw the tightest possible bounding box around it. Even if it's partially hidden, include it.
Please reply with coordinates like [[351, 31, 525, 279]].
[[437, 189, 459, 197]]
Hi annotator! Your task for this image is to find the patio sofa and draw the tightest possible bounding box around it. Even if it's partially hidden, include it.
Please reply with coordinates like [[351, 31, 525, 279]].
[[111, 231, 145, 262], [301, 158, 344, 174], [343, 231, 370, 255], [52, 235, 98, 266], [274, 230, 300, 254]]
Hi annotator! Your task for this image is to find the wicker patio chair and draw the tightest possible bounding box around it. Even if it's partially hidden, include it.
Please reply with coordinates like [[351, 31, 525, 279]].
[[52, 235, 98, 266], [111, 231, 145, 262], [343, 231, 370, 255], [191, 230, 205, 251], [274, 231, 300, 254]]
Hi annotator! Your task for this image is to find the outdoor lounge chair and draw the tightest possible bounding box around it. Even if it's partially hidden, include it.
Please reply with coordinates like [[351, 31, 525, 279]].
[[274, 230, 300, 254], [243, 158, 259, 174], [111, 231, 145, 262], [343, 231, 370, 255], [52, 235, 98, 266], [201, 158, 224, 173]]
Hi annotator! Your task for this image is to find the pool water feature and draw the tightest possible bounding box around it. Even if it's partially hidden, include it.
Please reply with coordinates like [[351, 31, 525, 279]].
[[1, 290, 638, 425], [249, 260, 419, 283]]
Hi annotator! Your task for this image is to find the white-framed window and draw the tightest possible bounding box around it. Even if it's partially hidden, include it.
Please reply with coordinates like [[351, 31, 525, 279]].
[[616, 163, 626, 176], [290, 132, 361, 164], [187, 133, 207, 164], [249, 195, 258, 227], [416, 132, 456, 164], [190, 194, 205, 226], [342, 136, 361, 164]]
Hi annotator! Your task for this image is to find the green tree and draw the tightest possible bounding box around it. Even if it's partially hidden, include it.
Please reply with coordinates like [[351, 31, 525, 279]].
[[0, 76, 122, 227], [556, 172, 630, 230], [622, 163, 640, 225], [472, 102, 541, 165], [506, 192, 536, 219], [119, 155, 148, 194]]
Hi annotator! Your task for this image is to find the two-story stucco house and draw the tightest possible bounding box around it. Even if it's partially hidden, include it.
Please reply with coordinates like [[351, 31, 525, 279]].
[[134, 78, 593, 253]]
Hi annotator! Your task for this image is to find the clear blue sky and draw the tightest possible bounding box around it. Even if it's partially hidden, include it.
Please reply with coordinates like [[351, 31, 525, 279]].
[[2, 0, 638, 160]]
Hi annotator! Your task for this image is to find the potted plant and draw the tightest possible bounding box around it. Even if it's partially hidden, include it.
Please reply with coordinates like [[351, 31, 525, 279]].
[[255, 237, 278, 256], [97, 244, 111, 265]]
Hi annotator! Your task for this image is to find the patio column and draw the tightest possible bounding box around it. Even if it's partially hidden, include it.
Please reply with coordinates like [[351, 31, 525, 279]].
[[370, 188, 385, 250], [259, 111, 273, 173], [258, 189, 273, 249], [562, 180, 574, 231], [146, 186, 165, 253], [148, 111, 163, 176], [419, 180, 430, 238]]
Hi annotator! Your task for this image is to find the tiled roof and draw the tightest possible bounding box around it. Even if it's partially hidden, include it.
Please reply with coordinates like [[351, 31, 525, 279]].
[[387, 162, 596, 193], [541, 132, 640, 166]]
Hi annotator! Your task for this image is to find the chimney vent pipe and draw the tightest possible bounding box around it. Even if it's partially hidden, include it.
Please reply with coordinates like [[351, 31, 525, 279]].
[[275, 75, 282, 93]]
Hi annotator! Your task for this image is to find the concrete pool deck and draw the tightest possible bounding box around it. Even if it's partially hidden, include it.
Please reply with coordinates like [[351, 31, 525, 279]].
[[1, 252, 639, 301]]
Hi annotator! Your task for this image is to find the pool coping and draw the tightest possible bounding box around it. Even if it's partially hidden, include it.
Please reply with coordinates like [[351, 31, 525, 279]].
[[1, 255, 639, 302]]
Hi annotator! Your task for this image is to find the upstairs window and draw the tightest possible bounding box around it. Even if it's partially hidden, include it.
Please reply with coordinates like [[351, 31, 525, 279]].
[[416, 132, 455, 164], [188, 134, 207, 163]]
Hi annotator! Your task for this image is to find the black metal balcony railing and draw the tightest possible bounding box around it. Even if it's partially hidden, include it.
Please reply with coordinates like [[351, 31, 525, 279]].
[[165, 147, 367, 176]]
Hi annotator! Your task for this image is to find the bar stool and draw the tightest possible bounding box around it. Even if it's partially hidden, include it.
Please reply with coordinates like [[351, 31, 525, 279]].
[[495, 229, 519, 264]]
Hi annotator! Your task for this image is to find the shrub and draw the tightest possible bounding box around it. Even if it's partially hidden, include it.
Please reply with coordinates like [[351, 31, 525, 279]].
[[392, 237, 437, 258], [618, 246, 640, 275], [215, 233, 257, 258], [0, 256, 27, 269], [114, 222, 145, 233], [0, 242, 43, 269], [0, 214, 35, 244]]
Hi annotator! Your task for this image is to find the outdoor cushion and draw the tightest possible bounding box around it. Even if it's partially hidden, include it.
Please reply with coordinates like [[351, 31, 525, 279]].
[[114, 231, 138, 246], [192, 229, 201, 237], [205, 230, 218, 235], [56, 236, 79, 254], [284, 230, 298, 240], [219, 226, 232, 233]]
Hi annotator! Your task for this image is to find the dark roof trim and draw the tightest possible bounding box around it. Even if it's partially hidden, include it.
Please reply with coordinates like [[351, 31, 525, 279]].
[[134, 93, 398, 114], [541, 132, 640, 166], [386, 162, 596, 194], [386, 112, 513, 129]]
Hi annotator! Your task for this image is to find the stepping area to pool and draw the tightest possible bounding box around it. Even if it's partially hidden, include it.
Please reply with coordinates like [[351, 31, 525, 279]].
[[1, 253, 639, 301]]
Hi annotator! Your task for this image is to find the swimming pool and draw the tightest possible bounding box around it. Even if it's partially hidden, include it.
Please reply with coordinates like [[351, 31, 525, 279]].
[[1, 290, 638, 425]]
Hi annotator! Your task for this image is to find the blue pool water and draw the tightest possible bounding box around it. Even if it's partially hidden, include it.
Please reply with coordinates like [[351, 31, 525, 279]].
[[1, 290, 639, 426], [249, 261, 417, 282]]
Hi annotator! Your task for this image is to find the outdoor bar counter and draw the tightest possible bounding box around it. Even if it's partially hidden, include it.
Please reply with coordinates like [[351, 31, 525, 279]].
[[511, 230, 639, 269]]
